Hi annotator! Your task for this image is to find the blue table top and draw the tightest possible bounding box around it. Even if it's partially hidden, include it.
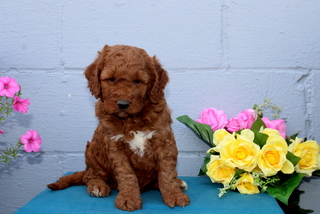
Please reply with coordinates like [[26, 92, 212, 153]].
[[15, 175, 283, 214]]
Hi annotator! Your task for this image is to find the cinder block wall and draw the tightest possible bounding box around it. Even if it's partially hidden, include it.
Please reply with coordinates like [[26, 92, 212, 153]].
[[1, 1, 319, 213]]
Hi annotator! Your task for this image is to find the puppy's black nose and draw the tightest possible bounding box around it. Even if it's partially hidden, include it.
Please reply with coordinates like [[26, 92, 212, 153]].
[[117, 100, 130, 110]]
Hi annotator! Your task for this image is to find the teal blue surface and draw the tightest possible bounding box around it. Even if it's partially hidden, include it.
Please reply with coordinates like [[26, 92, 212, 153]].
[[15, 175, 283, 214]]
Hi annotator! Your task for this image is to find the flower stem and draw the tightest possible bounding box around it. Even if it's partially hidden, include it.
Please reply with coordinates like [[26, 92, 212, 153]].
[[253, 98, 282, 119], [0, 140, 23, 164]]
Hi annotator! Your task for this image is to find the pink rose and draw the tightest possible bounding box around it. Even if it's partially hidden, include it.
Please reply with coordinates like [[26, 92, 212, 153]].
[[261, 117, 286, 138], [226, 109, 256, 132], [196, 108, 228, 131]]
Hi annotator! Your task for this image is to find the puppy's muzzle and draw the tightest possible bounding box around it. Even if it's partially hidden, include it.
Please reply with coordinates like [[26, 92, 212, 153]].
[[117, 100, 130, 110]]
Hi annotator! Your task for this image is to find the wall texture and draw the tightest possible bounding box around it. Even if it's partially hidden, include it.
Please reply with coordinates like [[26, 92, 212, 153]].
[[1, 1, 320, 213]]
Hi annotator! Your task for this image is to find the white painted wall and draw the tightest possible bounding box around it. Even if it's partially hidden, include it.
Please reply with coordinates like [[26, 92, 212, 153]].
[[1, 1, 319, 213]]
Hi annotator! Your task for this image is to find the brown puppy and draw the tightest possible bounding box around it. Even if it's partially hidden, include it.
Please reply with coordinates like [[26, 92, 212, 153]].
[[48, 45, 190, 211]]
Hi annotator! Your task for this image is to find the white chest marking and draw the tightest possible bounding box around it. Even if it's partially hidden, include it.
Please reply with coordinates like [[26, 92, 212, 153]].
[[128, 131, 155, 157], [110, 131, 155, 157]]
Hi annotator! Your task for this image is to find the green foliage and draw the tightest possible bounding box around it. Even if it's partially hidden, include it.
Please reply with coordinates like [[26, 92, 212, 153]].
[[251, 116, 266, 132], [253, 98, 282, 119], [276, 189, 314, 214], [252, 131, 269, 148], [253, 173, 280, 192], [198, 154, 211, 175], [0, 89, 25, 164], [286, 151, 301, 167], [177, 115, 214, 147], [312, 170, 320, 177], [0, 140, 23, 164], [251, 116, 269, 148], [267, 172, 304, 205], [234, 169, 246, 178], [0, 97, 14, 124]]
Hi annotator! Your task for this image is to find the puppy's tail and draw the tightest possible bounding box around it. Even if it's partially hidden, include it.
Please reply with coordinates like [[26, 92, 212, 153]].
[[47, 171, 85, 190]]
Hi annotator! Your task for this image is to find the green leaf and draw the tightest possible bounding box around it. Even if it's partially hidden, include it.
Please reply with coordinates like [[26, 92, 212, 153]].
[[253, 104, 259, 110], [276, 189, 314, 214], [177, 115, 214, 147], [312, 169, 320, 177], [251, 116, 266, 132], [286, 132, 301, 145], [267, 172, 304, 205], [234, 169, 246, 178], [252, 131, 269, 148], [198, 154, 211, 176], [289, 132, 300, 140], [286, 151, 301, 167]]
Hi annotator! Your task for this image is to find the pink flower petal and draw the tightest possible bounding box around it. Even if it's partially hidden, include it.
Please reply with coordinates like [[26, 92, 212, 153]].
[[226, 118, 240, 132], [20, 130, 42, 153], [197, 108, 228, 131], [0, 76, 20, 98], [262, 117, 286, 138], [226, 109, 256, 132], [13, 96, 30, 113]]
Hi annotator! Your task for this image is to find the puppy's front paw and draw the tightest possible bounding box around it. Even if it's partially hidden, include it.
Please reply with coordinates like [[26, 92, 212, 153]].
[[87, 182, 110, 197], [163, 192, 190, 208], [178, 179, 188, 191], [115, 192, 142, 211]]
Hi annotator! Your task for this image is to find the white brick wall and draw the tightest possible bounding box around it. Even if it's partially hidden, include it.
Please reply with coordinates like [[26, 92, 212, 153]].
[[0, 1, 319, 213]]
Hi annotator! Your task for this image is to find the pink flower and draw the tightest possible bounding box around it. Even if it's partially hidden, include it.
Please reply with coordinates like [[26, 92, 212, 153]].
[[196, 108, 228, 131], [20, 130, 42, 152], [0, 76, 20, 98], [0, 130, 4, 134], [226, 109, 256, 132], [13, 96, 30, 113], [261, 117, 286, 138]]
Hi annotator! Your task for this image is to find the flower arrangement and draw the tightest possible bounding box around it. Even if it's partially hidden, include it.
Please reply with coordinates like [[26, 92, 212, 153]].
[[178, 98, 320, 213], [0, 76, 42, 164]]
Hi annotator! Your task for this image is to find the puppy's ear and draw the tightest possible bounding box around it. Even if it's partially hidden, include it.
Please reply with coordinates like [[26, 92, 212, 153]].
[[150, 56, 169, 103], [84, 45, 109, 99]]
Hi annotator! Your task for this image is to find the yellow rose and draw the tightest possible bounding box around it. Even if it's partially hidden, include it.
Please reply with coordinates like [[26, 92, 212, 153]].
[[216, 129, 260, 172], [206, 155, 235, 185], [261, 128, 281, 137], [213, 129, 231, 146], [234, 173, 260, 194], [257, 135, 294, 176], [288, 138, 320, 177]]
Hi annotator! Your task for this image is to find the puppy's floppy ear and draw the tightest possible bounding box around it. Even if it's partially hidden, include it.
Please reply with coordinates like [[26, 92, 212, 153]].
[[149, 56, 169, 103], [84, 45, 109, 99]]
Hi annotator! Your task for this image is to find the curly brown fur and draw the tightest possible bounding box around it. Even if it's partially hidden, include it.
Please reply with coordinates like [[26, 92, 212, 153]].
[[48, 45, 190, 211]]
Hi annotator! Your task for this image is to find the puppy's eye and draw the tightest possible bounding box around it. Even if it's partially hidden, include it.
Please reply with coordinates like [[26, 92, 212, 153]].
[[133, 80, 142, 85], [108, 78, 116, 83]]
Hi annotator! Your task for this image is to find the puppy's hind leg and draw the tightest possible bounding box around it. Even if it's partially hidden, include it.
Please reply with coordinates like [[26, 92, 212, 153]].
[[84, 169, 111, 197]]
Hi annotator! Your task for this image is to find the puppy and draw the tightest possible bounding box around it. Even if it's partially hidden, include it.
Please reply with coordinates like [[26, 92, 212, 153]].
[[48, 45, 190, 211]]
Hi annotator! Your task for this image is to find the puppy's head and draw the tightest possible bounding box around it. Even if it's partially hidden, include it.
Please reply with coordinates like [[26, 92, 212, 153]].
[[84, 45, 169, 118]]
